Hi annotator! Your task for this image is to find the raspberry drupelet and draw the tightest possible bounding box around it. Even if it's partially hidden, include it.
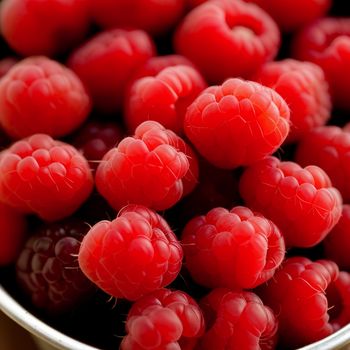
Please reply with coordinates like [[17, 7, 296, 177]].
[[0, 0, 90, 56], [121, 288, 205, 350], [96, 121, 198, 211], [0, 134, 94, 221], [125, 65, 207, 134], [16, 219, 95, 314], [240, 156, 342, 248], [0, 56, 91, 139], [252, 59, 331, 142], [198, 288, 278, 350], [184, 78, 290, 169], [78, 205, 183, 301], [68, 29, 155, 115], [295, 126, 350, 203], [181, 206, 285, 290], [0, 57, 18, 79], [174, 0, 280, 83]]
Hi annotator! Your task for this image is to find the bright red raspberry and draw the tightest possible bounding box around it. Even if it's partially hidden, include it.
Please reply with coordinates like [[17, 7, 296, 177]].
[[184, 78, 290, 169], [0, 0, 90, 56], [72, 121, 124, 171], [0, 57, 91, 139], [16, 219, 95, 314], [68, 29, 155, 115], [174, 0, 280, 83], [295, 126, 350, 202], [0, 202, 27, 266], [96, 121, 198, 211], [181, 206, 285, 289], [324, 205, 350, 270], [198, 288, 278, 350], [252, 59, 331, 142], [89, 0, 185, 37], [240, 156, 342, 247], [0, 57, 17, 78], [244, 0, 331, 32], [292, 18, 350, 110], [125, 65, 207, 134], [78, 205, 183, 300], [121, 288, 205, 350], [258, 257, 340, 348], [0, 134, 93, 221]]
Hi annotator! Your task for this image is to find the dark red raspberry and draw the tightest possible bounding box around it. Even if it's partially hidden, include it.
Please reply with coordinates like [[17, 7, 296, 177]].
[[181, 206, 285, 290], [0, 0, 90, 56], [252, 59, 331, 142], [324, 205, 350, 270], [0, 202, 27, 266], [72, 121, 124, 171], [0, 56, 91, 139], [121, 288, 205, 350], [258, 257, 340, 348], [244, 0, 331, 32], [240, 156, 342, 248], [0, 57, 17, 78], [125, 65, 207, 134], [0, 134, 94, 221], [292, 18, 350, 110], [16, 219, 95, 314], [68, 29, 155, 115], [96, 121, 198, 211], [89, 0, 185, 37], [295, 126, 350, 203], [174, 0, 280, 83], [184, 78, 290, 169], [199, 288, 278, 350], [78, 205, 183, 301]]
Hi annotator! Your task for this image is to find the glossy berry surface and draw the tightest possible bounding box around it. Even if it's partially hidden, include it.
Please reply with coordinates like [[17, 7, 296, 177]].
[[125, 65, 207, 134], [175, 0, 280, 83], [0, 57, 17, 79], [16, 219, 94, 313], [252, 59, 331, 142], [0, 0, 90, 56], [199, 288, 278, 350], [68, 29, 155, 115], [182, 206, 285, 290], [78, 205, 183, 300], [0, 134, 93, 221], [121, 288, 205, 350], [96, 121, 198, 211], [0, 56, 91, 139], [184, 78, 290, 169], [240, 156, 342, 247]]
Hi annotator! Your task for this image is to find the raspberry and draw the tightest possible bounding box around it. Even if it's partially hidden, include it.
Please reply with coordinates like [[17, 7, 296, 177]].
[[292, 18, 350, 110], [244, 0, 331, 32], [295, 126, 350, 202], [240, 156, 342, 247], [68, 29, 155, 115], [174, 0, 280, 83], [0, 57, 17, 78], [0, 202, 27, 266], [184, 78, 290, 169], [181, 206, 285, 290], [125, 65, 207, 134], [324, 205, 350, 270], [0, 134, 93, 221], [0, 0, 90, 56], [198, 288, 278, 350], [16, 219, 94, 314], [121, 288, 204, 350], [96, 121, 198, 211], [89, 0, 185, 37], [72, 121, 124, 171], [0, 56, 91, 139], [78, 205, 183, 300], [258, 257, 340, 348], [252, 59, 331, 142]]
